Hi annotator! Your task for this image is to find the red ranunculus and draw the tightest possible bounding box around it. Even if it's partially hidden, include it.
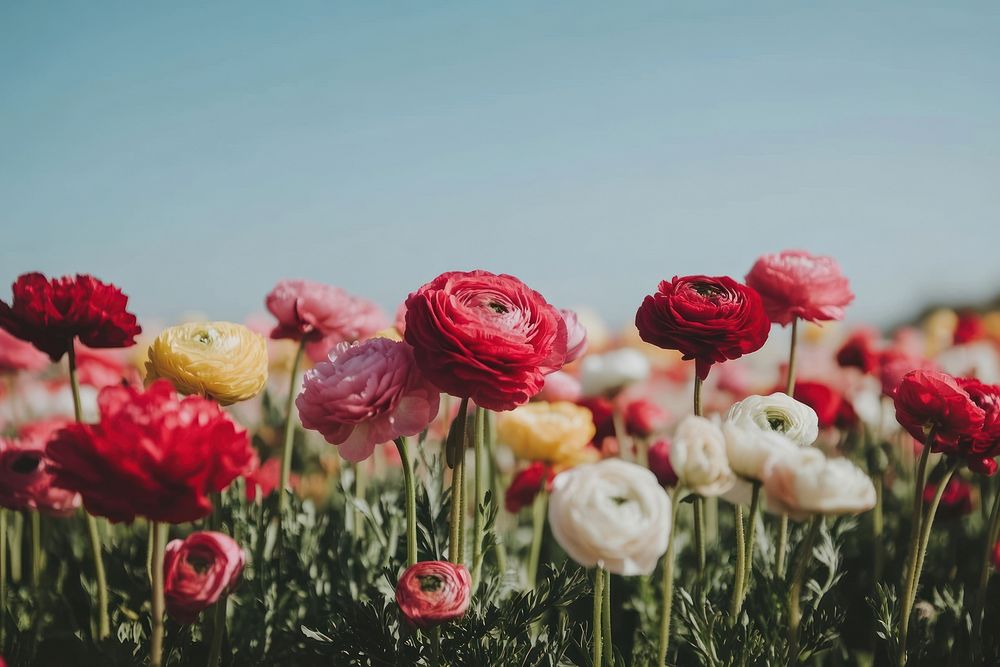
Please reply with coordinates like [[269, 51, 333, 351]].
[[647, 438, 679, 487], [635, 275, 770, 380], [745, 250, 854, 326], [395, 561, 471, 629], [836, 329, 881, 374], [625, 399, 669, 438], [403, 271, 567, 411], [894, 370, 985, 453], [164, 531, 245, 624], [922, 477, 973, 520], [0, 273, 141, 362], [787, 381, 846, 430], [244, 457, 299, 502], [505, 462, 555, 513], [46, 380, 257, 523], [954, 311, 986, 345], [577, 396, 615, 447]]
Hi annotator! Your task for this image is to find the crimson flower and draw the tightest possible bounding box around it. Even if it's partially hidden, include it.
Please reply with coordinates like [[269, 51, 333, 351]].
[[505, 462, 555, 513], [922, 477, 973, 520], [164, 531, 245, 623], [395, 561, 471, 629], [647, 438, 679, 487]]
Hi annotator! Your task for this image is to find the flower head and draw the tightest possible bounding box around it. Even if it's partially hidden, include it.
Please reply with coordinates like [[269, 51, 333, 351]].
[[745, 250, 854, 326], [647, 438, 679, 487], [0, 422, 80, 516], [395, 561, 471, 629], [504, 462, 555, 513], [560, 309, 589, 363], [496, 401, 597, 466], [762, 448, 876, 521], [164, 531, 245, 624], [669, 415, 736, 496], [893, 370, 986, 452]]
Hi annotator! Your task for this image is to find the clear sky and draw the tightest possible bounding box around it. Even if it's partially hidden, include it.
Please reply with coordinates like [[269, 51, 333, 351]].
[[2, 2, 998, 329]]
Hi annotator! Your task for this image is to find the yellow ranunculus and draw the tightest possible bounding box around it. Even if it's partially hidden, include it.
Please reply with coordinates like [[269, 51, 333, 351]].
[[496, 401, 597, 466], [144, 321, 269, 405]]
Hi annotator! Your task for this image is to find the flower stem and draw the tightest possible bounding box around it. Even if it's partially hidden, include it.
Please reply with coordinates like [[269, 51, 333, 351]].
[[30, 510, 41, 591], [872, 471, 885, 584], [730, 504, 746, 621], [693, 376, 703, 417], [777, 318, 800, 580], [909, 462, 958, 624], [354, 461, 367, 542], [785, 317, 799, 396], [776, 515, 789, 578], [395, 437, 418, 568], [68, 345, 110, 640], [484, 412, 508, 575], [694, 496, 706, 579], [744, 482, 761, 591], [972, 479, 1000, 660], [278, 341, 306, 519], [657, 487, 681, 666], [431, 626, 441, 667], [471, 407, 486, 589], [149, 522, 168, 667], [526, 489, 548, 590], [206, 594, 228, 667], [447, 398, 469, 564], [592, 566, 605, 667], [602, 569, 612, 666], [1, 508, 6, 646], [897, 443, 932, 666], [788, 516, 821, 664]]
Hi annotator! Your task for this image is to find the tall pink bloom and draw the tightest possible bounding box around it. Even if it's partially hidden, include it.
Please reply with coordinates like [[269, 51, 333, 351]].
[[296, 338, 440, 461], [745, 250, 854, 326], [0, 328, 49, 374], [0, 420, 80, 516], [164, 531, 245, 624], [265, 279, 388, 362]]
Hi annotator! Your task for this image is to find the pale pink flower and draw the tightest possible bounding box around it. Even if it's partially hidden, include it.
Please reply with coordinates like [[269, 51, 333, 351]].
[[0, 328, 49, 374], [0, 420, 81, 515], [746, 250, 854, 326], [560, 309, 588, 363], [538, 370, 582, 402], [296, 338, 440, 461]]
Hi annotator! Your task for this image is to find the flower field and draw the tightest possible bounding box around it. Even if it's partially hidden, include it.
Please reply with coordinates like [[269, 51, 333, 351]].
[[1, 256, 1000, 666]]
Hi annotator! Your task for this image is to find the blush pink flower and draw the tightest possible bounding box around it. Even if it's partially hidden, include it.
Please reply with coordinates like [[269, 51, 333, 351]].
[[745, 250, 854, 326], [0, 328, 49, 374], [163, 531, 245, 624], [296, 338, 440, 462], [265, 279, 388, 362], [0, 421, 81, 516], [74, 343, 141, 389], [538, 370, 583, 402], [560, 309, 588, 363]]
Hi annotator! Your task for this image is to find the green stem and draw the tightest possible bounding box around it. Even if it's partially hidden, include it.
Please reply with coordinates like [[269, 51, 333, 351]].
[[776, 515, 789, 577], [972, 479, 1000, 660], [693, 376, 703, 417], [788, 516, 821, 664], [657, 488, 681, 666], [68, 345, 110, 640], [9, 513, 21, 583], [873, 472, 885, 584], [471, 407, 486, 589], [897, 443, 932, 666], [484, 412, 508, 574], [777, 318, 800, 581], [730, 504, 746, 621], [744, 482, 761, 591], [910, 463, 958, 618], [30, 510, 40, 591], [431, 626, 441, 667], [602, 569, 612, 666], [278, 342, 306, 518], [206, 594, 228, 667], [150, 522, 168, 667], [694, 496, 706, 579], [447, 398, 469, 564], [592, 567, 605, 667], [395, 438, 418, 568], [1, 508, 6, 645], [354, 461, 367, 541], [526, 490, 548, 590], [785, 317, 799, 396]]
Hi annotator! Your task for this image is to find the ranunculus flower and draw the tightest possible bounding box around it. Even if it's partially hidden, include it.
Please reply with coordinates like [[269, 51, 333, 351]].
[[624, 399, 669, 437], [46, 380, 257, 523], [537, 370, 583, 402], [505, 462, 555, 513], [922, 477, 973, 520], [0, 429, 81, 516], [722, 420, 798, 482], [762, 448, 877, 521], [788, 381, 851, 431], [0, 272, 141, 362], [577, 396, 615, 448], [164, 531, 245, 624], [548, 458, 672, 575], [952, 378, 1000, 475], [954, 311, 986, 345], [836, 329, 881, 374], [560, 309, 588, 363], [74, 343, 141, 389], [403, 270, 567, 411], [669, 415, 735, 496], [0, 328, 49, 374], [879, 348, 935, 397], [579, 348, 651, 397], [635, 275, 770, 380], [144, 322, 269, 406], [726, 393, 819, 447], [893, 370, 985, 450], [647, 438, 679, 487], [296, 338, 440, 462], [395, 561, 471, 629], [745, 250, 854, 326], [496, 401, 597, 467]]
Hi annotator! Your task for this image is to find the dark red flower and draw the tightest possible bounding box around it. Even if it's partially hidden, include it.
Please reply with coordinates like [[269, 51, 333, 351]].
[[577, 396, 615, 447], [46, 380, 257, 523], [244, 458, 299, 502], [625, 399, 669, 437], [922, 477, 973, 520], [836, 329, 881, 374], [505, 462, 555, 513], [0, 273, 141, 362], [893, 370, 985, 453], [954, 311, 986, 345], [647, 438, 679, 487], [164, 531, 245, 624], [404, 270, 567, 411], [395, 561, 471, 629], [635, 275, 770, 380], [787, 381, 850, 430]]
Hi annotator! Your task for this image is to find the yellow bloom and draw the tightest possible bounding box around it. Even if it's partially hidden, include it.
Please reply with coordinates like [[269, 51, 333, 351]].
[[496, 401, 596, 466], [145, 321, 268, 405]]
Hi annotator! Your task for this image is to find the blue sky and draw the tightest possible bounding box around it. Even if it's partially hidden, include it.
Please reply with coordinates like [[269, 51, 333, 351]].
[[2, 2, 998, 329]]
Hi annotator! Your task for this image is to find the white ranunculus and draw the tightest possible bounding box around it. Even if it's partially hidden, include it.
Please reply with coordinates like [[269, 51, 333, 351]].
[[548, 458, 671, 576], [726, 392, 819, 447], [722, 420, 798, 481], [579, 348, 650, 397], [670, 416, 736, 497], [761, 448, 876, 521]]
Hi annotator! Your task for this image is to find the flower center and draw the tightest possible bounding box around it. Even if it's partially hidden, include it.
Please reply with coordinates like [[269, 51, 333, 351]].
[[185, 553, 215, 575], [766, 411, 789, 432], [418, 575, 443, 592], [487, 300, 509, 315], [691, 281, 723, 298], [11, 454, 41, 475]]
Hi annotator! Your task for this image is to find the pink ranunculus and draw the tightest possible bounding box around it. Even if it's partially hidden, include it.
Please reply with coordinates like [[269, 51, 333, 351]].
[[560, 309, 588, 364], [745, 250, 854, 326], [296, 338, 440, 462], [243, 457, 298, 502], [625, 398, 670, 438], [395, 561, 471, 629], [265, 279, 388, 361], [538, 370, 583, 402], [0, 328, 49, 374], [0, 422, 81, 516], [164, 531, 245, 624], [74, 342, 141, 389]]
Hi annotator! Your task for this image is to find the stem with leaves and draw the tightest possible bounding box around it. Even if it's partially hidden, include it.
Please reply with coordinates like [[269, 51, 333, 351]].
[[447, 398, 469, 564], [471, 407, 486, 588], [592, 566, 605, 667], [657, 487, 682, 666], [278, 342, 305, 518], [897, 441, 932, 666], [395, 437, 418, 567], [788, 516, 821, 664], [972, 479, 1000, 660], [730, 504, 746, 621]]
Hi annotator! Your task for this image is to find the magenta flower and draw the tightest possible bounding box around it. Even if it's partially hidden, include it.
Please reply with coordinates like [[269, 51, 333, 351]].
[[164, 531, 245, 624], [296, 338, 440, 461], [745, 250, 854, 326]]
